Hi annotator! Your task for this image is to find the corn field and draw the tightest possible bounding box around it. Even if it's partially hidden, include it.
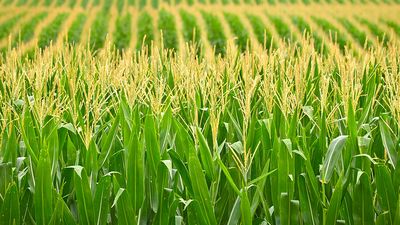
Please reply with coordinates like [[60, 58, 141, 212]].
[[1, 0, 400, 225]]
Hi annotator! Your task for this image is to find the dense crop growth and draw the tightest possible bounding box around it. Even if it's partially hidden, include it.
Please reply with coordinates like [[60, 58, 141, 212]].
[[339, 18, 372, 48], [14, 12, 48, 45], [269, 15, 296, 44], [136, 11, 154, 50], [114, 13, 132, 51], [38, 13, 69, 48], [247, 14, 275, 50], [1, 40, 400, 225], [0, 1, 400, 225], [224, 12, 249, 52], [292, 15, 326, 54], [180, 10, 201, 44], [202, 11, 227, 55], [158, 9, 179, 50], [313, 16, 349, 52], [0, 13, 25, 40], [357, 17, 388, 46], [67, 13, 87, 44], [89, 12, 109, 51]]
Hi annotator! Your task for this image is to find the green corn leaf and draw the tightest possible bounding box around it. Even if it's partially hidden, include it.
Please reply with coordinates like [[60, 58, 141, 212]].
[[196, 127, 215, 180], [168, 150, 193, 195], [298, 174, 319, 225], [379, 120, 398, 168], [126, 133, 144, 212], [375, 164, 397, 224], [326, 174, 347, 225], [0, 182, 20, 225], [240, 189, 252, 225], [94, 175, 111, 225], [227, 196, 241, 225], [353, 171, 374, 225], [145, 114, 161, 175], [49, 195, 76, 225], [188, 142, 217, 225], [113, 177, 136, 225], [72, 166, 95, 225], [34, 148, 53, 225], [321, 135, 348, 183], [99, 114, 120, 168]]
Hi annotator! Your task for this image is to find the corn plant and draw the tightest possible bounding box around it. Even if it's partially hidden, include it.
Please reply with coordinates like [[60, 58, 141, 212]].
[[117, 0, 124, 13], [38, 13, 69, 48], [180, 10, 201, 44], [0, 13, 25, 40], [114, 13, 132, 51], [67, 13, 87, 44], [44, 0, 52, 6], [201, 11, 227, 56], [292, 15, 326, 54], [81, 0, 89, 8], [247, 14, 275, 50], [69, 0, 77, 8], [385, 19, 400, 37], [338, 18, 373, 48], [0, 40, 399, 225], [224, 12, 249, 52], [136, 11, 154, 50], [16, 0, 29, 6], [357, 17, 388, 46], [269, 15, 296, 44], [158, 9, 178, 50], [313, 16, 349, 52], [14, 12, 48, 45], [89, 11, 109, 51]]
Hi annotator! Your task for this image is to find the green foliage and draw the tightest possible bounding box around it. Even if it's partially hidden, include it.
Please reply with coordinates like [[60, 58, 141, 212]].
[[44, 0, 52, 6], [357, 17, 388, 46], [16, 0, 29, 6], [136, 11, 154, 50], [338, 18, 373, 48], [102, 0, 113, 13], [180, 10, 201, 44], [30, 0, 40, 6], [158, 9, 178, 50], [2, 0, 14, 6], [385, 20, 400, 37], [93, 0, 101, 6], [67, 13, 87, 44], [56, 0, 64, 6], [117, 0, 124, 12], [0, 13, 24, 40], [152, 0, 158, 8], [114, 13, 132, 51], [139, 0, 146, 9], [201, 11, 227, 56], [81, 0, 89, 7], [247, 14, 275, 50], [292, 15, 327, 54], [0, 39, 400, 225], [38, 13, 69, 48], [69, 0, 77, 7], [89, 12, 108, 51], [313, 16, 349, 52], [14, 12, 48, 45], [269, 15, 296, 44], [224, 12, 249, 52]]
